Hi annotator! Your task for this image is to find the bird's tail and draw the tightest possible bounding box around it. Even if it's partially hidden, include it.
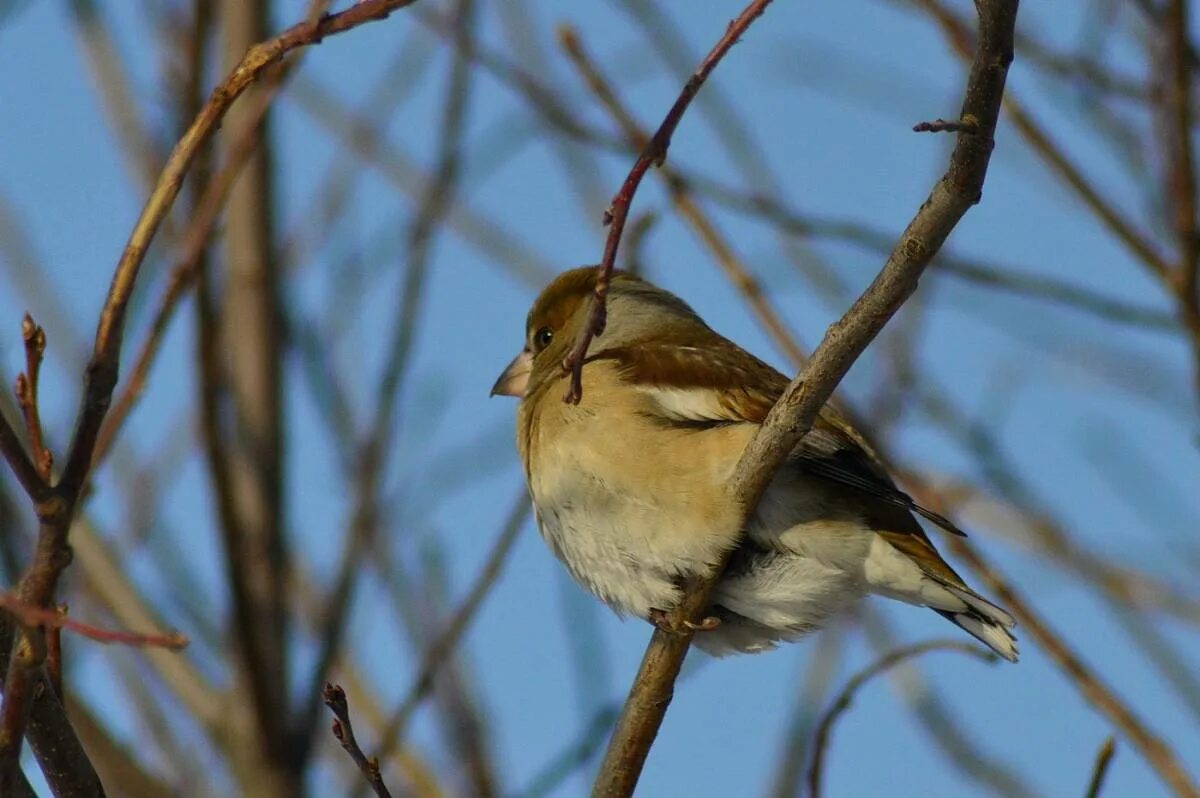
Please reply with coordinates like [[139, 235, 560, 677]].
[[932, 584, 1019, 663]]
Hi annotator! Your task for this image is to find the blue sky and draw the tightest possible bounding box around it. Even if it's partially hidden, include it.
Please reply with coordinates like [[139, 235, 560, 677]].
[[1, 1, 1198, 796]]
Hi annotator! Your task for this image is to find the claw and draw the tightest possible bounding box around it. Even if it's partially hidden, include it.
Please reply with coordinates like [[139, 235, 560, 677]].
[[648, 608, 721, 634], [685, 616, 721, 632]]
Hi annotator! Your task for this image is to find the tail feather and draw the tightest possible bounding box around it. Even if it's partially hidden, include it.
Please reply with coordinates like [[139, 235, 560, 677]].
[[942, 583, 1016, 629], [935, 607, 1019, 662]]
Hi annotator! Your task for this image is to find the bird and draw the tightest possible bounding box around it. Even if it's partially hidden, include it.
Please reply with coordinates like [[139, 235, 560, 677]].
[[491, 266, 1017, 661]]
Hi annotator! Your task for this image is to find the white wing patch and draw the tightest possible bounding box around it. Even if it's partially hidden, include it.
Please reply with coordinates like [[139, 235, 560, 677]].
[[636, 386, 736, 423]]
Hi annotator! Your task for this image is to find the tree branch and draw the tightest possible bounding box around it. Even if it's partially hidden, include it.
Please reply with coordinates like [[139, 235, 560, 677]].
[[0, 2, 421, 793], [323, 684, 393, 798], [590, 2, 1019, 795]]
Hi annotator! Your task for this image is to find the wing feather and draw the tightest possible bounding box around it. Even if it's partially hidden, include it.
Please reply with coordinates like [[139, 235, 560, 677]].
[[588, 339, 965, 539]]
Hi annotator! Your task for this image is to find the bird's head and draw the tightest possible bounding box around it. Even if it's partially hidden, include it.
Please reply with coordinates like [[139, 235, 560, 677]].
[[490, 266, 707, 399]]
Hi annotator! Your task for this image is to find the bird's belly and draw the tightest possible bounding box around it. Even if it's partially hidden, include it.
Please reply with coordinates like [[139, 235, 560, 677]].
[[529, 437, 750, 619], [533, 482, 687, 618]]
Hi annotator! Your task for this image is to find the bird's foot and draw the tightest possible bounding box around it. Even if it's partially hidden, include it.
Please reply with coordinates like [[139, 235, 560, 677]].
[[648, 608, 722, 634]]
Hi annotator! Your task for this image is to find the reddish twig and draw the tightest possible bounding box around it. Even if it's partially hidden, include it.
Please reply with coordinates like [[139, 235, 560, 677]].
[[0, 593, 188, 651], [1085, 737, 1117, 798], [322, 684, 393, 798], [807, 640, 998, 798], [558, 25, 808, 369], [559, 0, 777, 404]]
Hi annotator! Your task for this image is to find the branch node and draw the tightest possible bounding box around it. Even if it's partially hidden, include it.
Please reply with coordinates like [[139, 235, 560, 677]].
[[913, 115, 980, 134]]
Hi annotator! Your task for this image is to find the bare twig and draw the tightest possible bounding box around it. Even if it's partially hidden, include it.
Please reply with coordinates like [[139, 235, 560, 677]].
[[1163, 0, 1200, 404], [559, 0, 777, 404], [16, 315, 51, 482], [296, 0, 478, 760], [858, 608, 1036, 798], [0, 594, 187, 651], [686, 177, 1180, 332], [0, 2, 420, 792], [914, 116, 980, 133], [0, 405, 45, 506], [60, 0, 423, 501], [323, 684, 393, 798], [517, 705, 621, 798], [590, 3, 1018, 795], [1085, 737, 1117, 798], [948, 538, 1199, 797], [766, 628, 845, 798], [289, 76, 554, 288], [45, 607, 63, 701], [915, 0, 1174, 282], [807, 640, 998, 798], [373, 493, 530, 763], [557, 24, 808, 369]]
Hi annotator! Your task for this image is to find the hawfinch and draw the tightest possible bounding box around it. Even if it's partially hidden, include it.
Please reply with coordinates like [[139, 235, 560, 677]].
[[492, 267, 1017, 661]]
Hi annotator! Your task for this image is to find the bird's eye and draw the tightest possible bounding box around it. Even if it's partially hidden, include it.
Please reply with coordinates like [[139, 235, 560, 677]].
[[534, 326, 554, 351]]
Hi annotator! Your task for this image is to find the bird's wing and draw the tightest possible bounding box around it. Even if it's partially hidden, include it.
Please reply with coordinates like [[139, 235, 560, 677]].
[[591, 339, 967, 545], [590, 339, 786, 426]]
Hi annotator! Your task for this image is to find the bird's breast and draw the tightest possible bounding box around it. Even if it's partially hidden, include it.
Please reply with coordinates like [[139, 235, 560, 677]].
[[516, 380, 746, 617]]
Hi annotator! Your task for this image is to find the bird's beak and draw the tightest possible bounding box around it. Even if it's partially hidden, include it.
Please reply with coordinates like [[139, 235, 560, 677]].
[[490, 350, 533, 398]]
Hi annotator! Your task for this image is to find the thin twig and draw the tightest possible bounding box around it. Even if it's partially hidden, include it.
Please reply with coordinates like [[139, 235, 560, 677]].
[[323, 684, 393, 798], [45, 608, 63, 701], [948, 537, 1199, 798], [0, 409, 45, 507], [289, 75, 554, 288], [914, 116, 979, 133], [559, 0, 777, 404], [687, 177, 1180, 332], [93, 3, 342, 467], [373, 493, 530, 763], [0, 593, 188, 650], [858, 608, 1036, 798], [1085, 737, 1117, 798], [16, 315, 51, 482], [807, 640, 998, 798], [60, 0, 423, 501], [0, 2, 421, 792], [557, 24, 808, 369], [915, 0, 1174, 283], [295, 0, 478, 760], [1163, 0, 1200, 406], [765, 628, 845, 798], [517, 705, 621, 798]]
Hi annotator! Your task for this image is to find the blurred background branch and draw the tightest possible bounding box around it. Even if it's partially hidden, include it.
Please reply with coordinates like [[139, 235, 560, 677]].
[[0, 0, 1195, 795]]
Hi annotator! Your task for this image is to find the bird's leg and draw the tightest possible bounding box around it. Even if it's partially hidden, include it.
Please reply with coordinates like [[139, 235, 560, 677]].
[[648, 608, 722, 634]]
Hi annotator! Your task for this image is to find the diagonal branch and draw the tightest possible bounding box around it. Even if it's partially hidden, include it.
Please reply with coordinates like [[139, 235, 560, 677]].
[[590, 2, 1019, 795]]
